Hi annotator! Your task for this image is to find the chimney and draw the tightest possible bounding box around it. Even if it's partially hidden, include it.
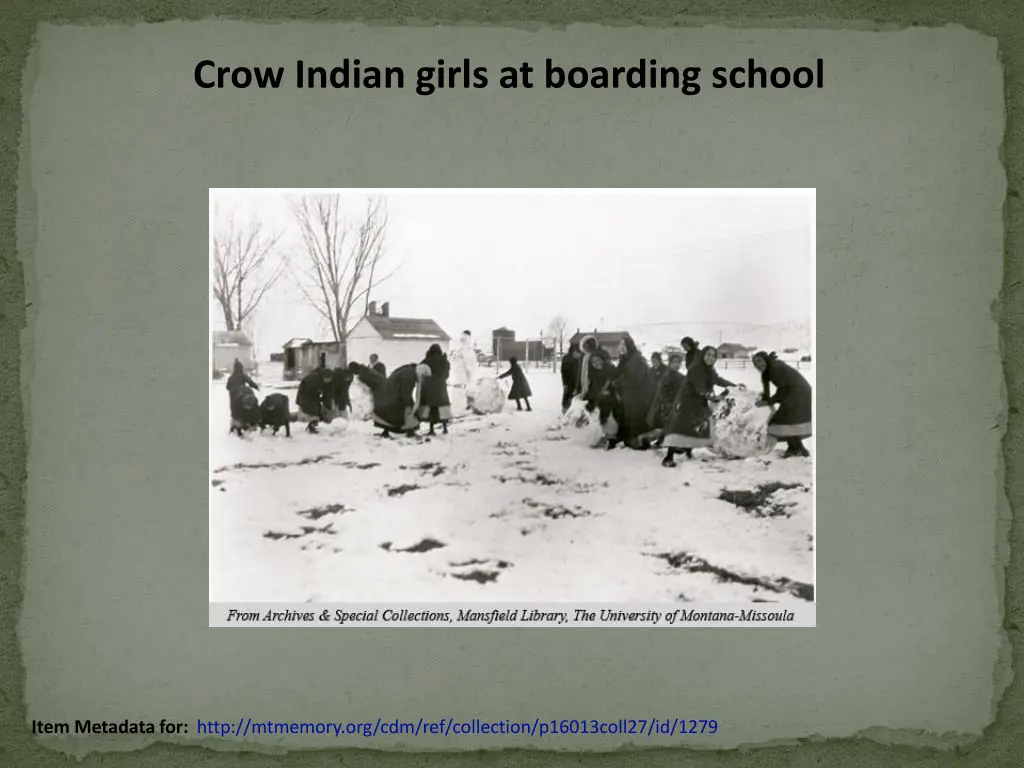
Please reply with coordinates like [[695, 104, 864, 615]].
[[381, 302, 390, 318], [368, 301, 377, 317]]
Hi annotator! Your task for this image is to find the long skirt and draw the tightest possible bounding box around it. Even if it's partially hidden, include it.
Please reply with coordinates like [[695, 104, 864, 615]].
[[374, 404, 419, 432], [646, 394, 675, 432], [765, 376, 812, 439], [507, 376, 532, 400], [767, 411, 812, 439], [663, 392, 712, 449]]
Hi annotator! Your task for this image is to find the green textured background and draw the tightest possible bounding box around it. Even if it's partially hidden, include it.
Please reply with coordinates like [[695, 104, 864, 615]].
[[2, 2, 1021, 768]]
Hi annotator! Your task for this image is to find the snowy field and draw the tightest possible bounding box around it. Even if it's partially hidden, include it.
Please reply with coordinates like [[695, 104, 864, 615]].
[[210, 363, 814, 606]]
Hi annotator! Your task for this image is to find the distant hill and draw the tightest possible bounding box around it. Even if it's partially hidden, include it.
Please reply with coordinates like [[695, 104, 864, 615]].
[[623, 320, 812, 357]]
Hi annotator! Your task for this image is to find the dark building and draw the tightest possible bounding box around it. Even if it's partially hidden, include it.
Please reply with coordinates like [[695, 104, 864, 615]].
[[567, 329, 634, 358], [492, 327, 516, 360]]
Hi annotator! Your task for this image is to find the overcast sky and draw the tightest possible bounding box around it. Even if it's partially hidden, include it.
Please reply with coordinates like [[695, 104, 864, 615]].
[[210, 189, 813, 355]]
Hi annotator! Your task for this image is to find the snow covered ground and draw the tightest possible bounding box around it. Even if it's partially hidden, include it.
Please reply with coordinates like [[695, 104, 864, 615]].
[[210, 364, 814, 606]]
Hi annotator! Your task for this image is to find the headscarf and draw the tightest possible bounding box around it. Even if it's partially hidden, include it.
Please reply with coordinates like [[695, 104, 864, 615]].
[[752, 350, 778, 394], [232, 359, 244, 374], [680, 336, 696, 350], [700, 345, 718, 367]]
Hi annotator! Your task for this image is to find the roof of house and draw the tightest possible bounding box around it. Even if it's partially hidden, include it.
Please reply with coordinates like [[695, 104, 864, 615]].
[[362, 315, 450, 341], [281, 338, 344, 350], [568, 330, 633, 346], [212, 330, 253, 347]]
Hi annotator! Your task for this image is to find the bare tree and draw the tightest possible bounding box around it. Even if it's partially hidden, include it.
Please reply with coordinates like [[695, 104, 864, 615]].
[[288, 194, 399, 364], [212, 208, 284, 331], [547, 314, 570, 357]]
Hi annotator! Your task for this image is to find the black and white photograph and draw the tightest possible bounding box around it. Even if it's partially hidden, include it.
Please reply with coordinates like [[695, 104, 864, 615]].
[[209, 189, 815, 616]]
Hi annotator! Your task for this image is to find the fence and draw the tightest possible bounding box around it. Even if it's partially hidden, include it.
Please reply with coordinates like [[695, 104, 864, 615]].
[[492, 336, 558, 370], [480, 357, 813, 373], [715, 358, 813, 371]]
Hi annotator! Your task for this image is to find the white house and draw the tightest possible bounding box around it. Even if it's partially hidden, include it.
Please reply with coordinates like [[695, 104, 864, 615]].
[[346, 301, 451, 374], [212, 330, 255, 374]]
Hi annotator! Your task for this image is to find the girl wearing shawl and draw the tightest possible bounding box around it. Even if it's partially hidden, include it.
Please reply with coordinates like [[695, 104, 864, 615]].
[[560, 342, 582, 413], [575, 335, 618, 436], [225, 359, 261, 429], [605, 336, 657, 449], [576, 335, 613, 408], [662, 345, 737, 467], [753, 351, 813, 458], [498, 356, 533, 411], [644, 352, 686, 447], [350, 361, 420, 437], [417, 344, 453, 435], [296, 367, 334, 434], [649, 352, 667, 385], [225, 359, 259, 394]]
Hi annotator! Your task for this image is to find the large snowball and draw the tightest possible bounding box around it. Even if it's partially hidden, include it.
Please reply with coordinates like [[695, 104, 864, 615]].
[[558, 397, 618, 448], [709, 389, 777, 458], [349, 380, 376, 421], [468, 377, 506, 415]]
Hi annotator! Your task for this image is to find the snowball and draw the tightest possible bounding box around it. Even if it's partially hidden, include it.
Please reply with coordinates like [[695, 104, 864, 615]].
[[561, 397, 591, 429], [349, 380, 376, 422], [468, 377, 506, 415], [320, 406, 343, 424], [708, 389, 777, 458], [558, 397, 618, 448]]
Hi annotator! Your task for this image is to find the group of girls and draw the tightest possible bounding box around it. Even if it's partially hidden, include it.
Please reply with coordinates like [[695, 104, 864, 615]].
[[562, 335, 813, 467]]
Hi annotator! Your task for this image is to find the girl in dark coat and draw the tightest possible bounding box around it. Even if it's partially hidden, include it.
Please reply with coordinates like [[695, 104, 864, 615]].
[[350, 362, 420, 437], [560, 343, 582, 413], [498, 357, 533, 411], [662, 346, 737, 467], [606, 337, 657, 449], [644, 353, 685, 447], [576, 335, 613, 407], [225, 359, 259, 394], [649, 352, 667, 385], [417, 344, 453, 435], [575, 335, 619, 433], [296, 367, 334, 434], [753, 351, 813, 458], [225, 359, 261, 428], [349, 361, 385, 392]]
